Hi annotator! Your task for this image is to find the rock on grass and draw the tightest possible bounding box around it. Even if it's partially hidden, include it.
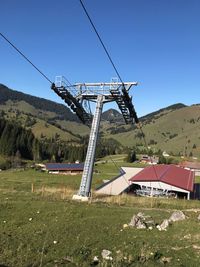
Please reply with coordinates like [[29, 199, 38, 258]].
[[169, 211, 186, 222]]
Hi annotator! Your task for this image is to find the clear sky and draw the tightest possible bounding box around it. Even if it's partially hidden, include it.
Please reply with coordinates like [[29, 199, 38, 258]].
[[0, 0, 200, 117]]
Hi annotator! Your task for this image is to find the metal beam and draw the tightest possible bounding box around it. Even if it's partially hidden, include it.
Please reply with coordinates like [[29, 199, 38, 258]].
[[72, 95, 104, 201]]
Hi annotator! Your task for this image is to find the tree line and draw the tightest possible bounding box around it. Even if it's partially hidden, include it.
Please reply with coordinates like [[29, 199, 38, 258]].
[[0, 118, 35, 159], [0, 117, 123, 168]]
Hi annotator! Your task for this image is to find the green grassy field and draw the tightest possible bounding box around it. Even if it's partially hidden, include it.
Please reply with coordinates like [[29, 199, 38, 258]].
[[1, 160, 200, 266], [106, 105, 200, 157]]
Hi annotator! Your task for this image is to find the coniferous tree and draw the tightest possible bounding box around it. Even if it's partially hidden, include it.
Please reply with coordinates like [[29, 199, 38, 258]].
[[126, 150, 137, 163]]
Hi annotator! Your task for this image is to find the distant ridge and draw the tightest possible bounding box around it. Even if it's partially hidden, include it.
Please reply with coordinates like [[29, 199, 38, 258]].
[[140, 103, 187, 121], [1, 83, 200, 157], [101, 108, 123, 123], [0, 84, 78, 122], [0, 83, 187, 124], [101, 104, 187, 124]]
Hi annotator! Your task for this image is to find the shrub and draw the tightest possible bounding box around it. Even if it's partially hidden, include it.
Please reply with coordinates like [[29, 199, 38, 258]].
[[0, 158, 11, 170], [126, 150, 137, 163]]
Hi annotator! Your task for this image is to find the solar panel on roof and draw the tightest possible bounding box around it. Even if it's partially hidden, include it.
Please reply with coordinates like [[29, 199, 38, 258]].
[[45, 163, 84, 170]]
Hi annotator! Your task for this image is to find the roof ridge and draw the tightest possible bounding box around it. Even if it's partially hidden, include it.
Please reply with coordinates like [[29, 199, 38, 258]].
[[158, 164, 171, 181]]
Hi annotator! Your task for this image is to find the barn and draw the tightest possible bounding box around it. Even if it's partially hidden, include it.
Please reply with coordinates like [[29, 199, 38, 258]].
[[45, 163, 84, 175], [129, 165, 194, 199]]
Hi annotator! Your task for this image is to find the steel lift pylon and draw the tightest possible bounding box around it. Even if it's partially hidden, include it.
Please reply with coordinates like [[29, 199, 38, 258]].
[[51, 76, 138, 201]]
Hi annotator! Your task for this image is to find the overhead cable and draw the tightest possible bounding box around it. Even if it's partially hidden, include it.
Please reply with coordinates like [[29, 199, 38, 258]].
[[79, 0, 160, 179], [138, 123, 159, 180], [79, 0, 124, 85], [0, 32, 53, 84]]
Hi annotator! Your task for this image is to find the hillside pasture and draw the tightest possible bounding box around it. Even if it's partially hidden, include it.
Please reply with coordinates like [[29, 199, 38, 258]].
[[1, 162, 200, 266]]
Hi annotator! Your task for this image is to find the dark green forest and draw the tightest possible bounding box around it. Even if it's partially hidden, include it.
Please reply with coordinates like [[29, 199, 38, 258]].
[[0, 117, 35, 159], [0, 117, 86, 162], [0, 116, 122, 169]]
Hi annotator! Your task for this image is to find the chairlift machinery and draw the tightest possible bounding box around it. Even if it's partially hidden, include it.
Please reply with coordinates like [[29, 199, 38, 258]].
[[51, 76, 138, 201]]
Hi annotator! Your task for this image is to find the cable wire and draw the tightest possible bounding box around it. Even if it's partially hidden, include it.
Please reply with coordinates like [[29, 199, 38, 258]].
[[79, 0, 162, 192], [79, 0, 160, 190], [0, 32, 53, 84], [79, 0, 124, 85], [137, 123, 160, 181]]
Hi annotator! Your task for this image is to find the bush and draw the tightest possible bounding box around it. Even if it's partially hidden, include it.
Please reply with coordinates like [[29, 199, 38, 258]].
[[149, 139, 157, 145], [0, 158, 11, 170], [126, 150, 137, 163], [158, 156, 178, 165], [193, 144, 197, 149], [169, 133, 178, 139], [158, 155, 166, 164]]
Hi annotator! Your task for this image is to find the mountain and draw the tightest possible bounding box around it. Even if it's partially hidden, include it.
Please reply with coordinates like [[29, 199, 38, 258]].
[[140, 103, 187, 122], [0, 84, 89, 141], [101, 108, 123, 123], [107, 104, 200, 157], [0, 83, 200, 157], [0, 84, 78, 122]]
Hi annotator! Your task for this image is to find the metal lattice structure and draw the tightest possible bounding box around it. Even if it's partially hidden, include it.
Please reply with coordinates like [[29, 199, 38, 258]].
[[52, 76, 138, 201]]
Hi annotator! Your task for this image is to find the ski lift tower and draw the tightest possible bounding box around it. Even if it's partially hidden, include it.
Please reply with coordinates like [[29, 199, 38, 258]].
[[51, 76, 138, 201]]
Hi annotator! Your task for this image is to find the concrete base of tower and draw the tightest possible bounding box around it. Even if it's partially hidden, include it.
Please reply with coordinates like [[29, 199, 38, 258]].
[[72, 194, 89, 202]]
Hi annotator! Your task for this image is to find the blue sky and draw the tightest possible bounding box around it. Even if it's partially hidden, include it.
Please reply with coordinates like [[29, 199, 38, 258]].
[[0, 0, 200, 117]]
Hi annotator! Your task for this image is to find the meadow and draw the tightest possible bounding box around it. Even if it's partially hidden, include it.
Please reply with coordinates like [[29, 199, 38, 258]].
[[1, 157, 200, 266]]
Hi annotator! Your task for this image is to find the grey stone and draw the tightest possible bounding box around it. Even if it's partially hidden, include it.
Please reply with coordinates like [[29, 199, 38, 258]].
[[156, 225, 161, 231], [159, 219, 170, 231], [101, 249, 112, 260], [197, 214, 200, 220], [93, 256, 99, 263], [136, 219, 147, 229], [129, 215, 139, 226], [137, 212, 145, 217], [160, 256, 172, 264], [169, 211, 186, 222], [129, 213, 148, 229]]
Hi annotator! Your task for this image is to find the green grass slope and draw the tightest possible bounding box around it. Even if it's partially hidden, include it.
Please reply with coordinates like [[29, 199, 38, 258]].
[[108, 105, 200, 156], [0, 99, 89, 141], [0, 83, 78, 122], [1, 167, 200, 266]]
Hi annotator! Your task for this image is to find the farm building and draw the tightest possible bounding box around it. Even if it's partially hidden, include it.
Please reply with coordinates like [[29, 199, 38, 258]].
[[96, 167, 143, 195], [45, 163, 84, 175], [140, 155, 159, 165], [96, 165, 194, 199], [129, 165, 194, 199]]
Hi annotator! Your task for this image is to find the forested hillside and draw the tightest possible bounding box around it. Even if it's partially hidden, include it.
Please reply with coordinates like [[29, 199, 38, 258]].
[[0, 117, 36, 159], [0, 116, 122, 170], [1, 83, 200, 158], [0, 84, 78, 122]]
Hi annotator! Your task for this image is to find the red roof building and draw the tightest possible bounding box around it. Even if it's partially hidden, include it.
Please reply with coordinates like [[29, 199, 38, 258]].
[[129, 165, 194, 199]]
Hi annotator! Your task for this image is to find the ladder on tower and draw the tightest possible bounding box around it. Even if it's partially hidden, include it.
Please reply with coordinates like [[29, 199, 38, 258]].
[[51, 83, 92, 125], [110, 88, 132, 124], [110, 86, 138, 124], [73, 94, 104, 200]]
